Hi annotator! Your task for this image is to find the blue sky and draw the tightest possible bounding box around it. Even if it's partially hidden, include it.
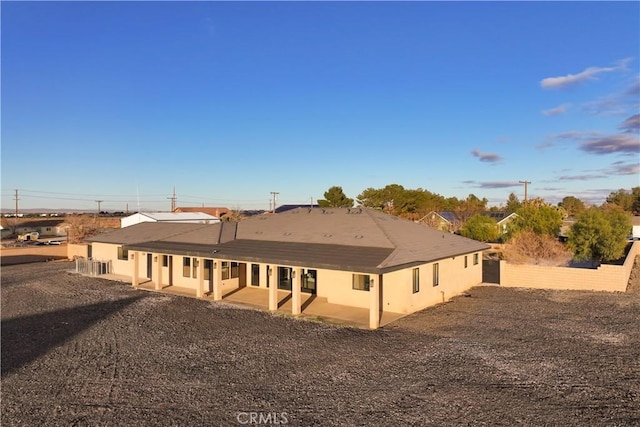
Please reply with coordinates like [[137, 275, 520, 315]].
[[2, 1, 639, 212]]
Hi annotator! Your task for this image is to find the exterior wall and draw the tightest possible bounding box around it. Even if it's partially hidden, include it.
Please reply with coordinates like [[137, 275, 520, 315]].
[[382, 252, 484, 314], [316, 269, 371, 309], [87, 243, 484, 314], [91, 242, 133, 275], [0, 244, 68, 259], [500, 242, 639, 292], [67, 244, 90, 260], [121, 214, 154, 228]]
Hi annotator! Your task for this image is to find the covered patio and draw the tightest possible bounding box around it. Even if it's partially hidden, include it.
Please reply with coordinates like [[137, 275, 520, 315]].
[[131, 280, 405, 329]]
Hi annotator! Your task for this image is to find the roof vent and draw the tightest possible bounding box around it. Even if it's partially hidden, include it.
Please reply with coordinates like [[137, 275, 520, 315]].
[[284, 232, 292, 236], [354, 235, 363, 239], [323, 233, 332, 238]]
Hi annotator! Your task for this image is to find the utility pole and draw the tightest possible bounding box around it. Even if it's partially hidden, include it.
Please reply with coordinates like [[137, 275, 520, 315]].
[[14, 189, 19, 218], [519, 180, 531, 204], [168, 187, 177, 212], [270, 192, 279, 214], [95, 200, 103, 216]]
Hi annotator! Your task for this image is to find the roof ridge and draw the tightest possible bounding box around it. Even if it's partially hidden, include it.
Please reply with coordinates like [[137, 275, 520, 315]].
[[147, 223, 214, 243], [363, 208, 398, 249]]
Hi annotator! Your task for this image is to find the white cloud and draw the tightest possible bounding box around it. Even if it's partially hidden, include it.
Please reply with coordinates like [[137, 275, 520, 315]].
[[470, 150, 503, 163], [542, 103, 570, 116], [580, 134, 640, 155], [540, 58, 631, 90], [619, 114, 640, 133]]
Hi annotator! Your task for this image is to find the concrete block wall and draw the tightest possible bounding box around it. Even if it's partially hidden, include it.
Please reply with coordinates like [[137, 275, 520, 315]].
[[500, 242, 639, 292]]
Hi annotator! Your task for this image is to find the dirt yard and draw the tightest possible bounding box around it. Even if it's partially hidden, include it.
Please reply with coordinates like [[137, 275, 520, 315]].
[[2, 259, 639, 426]]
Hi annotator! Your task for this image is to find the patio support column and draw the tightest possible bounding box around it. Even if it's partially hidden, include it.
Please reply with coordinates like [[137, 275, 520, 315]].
[[213, 260, 223, 301], [369, 275, 380, 329], [197, 257, 204, 298], [268, 267, 277, 311], [292, 268, 301, 315], [155, 254, 162, 290], [131, 251, 139, 287]]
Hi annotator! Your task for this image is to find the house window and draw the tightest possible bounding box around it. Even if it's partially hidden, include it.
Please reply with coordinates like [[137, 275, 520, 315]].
[[117, 246, 128, 261], [278, 267, 292, 290], [183, 257, 191, 277], [231, 262, 239, 279], [464, 256, 468, 268], [192, 258, 197, 278], [352, 274, 370, 291], [251, 264, 260, 286], [473, 253, 479, 265], [302, 269, 317, 294], [162, 255, 169, 267], [412, 268, 420, 293], [221, 262, 230, 280], [433, 263, 439, 287]]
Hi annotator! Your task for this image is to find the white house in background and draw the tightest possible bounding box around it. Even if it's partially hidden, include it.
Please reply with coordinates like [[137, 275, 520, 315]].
[[121, 212, 220, 228], [632, 216, 640, 240], [0, 224, 12, 240]]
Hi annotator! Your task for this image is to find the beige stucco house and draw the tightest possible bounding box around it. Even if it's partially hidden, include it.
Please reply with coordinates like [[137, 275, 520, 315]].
[[88, 207, 488, 329]]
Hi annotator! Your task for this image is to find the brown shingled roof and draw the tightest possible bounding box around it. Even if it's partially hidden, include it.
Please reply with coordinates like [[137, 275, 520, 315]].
[[114, 208, 489, 273]]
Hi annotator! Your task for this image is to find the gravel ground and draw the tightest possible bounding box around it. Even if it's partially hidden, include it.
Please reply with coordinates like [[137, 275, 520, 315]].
[[2, 259, 639, 426]]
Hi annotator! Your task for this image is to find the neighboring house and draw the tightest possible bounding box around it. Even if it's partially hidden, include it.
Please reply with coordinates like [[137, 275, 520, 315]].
[[632, 216, 640, 240], [0, 224, 12, 240], [275, 204, 320, 213], [13, 219, 67, 237], [121, 212, 220, 228], [481, 211, 519, 234], [416, 211, 459, 232], [174, 206, 230, 220], [88, 207, 488, 329]]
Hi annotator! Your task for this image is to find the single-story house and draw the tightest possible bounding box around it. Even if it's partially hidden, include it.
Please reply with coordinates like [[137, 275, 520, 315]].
[[12, 219, 67, 237], [174, 206, 230, 219], [88, 207, 489, 329], [275, 204, 320, 213], [481, 211, 519, 234], [632, 216, 640, 240], [121, 212, 220, 228], [0, 224, 12, 240], [416, 211, 460, 232]]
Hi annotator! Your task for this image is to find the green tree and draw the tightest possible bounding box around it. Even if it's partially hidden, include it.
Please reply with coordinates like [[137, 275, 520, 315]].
[[460, 214, 500, 242], [505, 192, 521, 213], [632, 187, 640, 214], [558, 196, 585, 218], [454, 194, 488, 223], [606, 188, 635, 212], [317, 186, 354, 208], [567, 207, 631, 265], [507, 202, 563, 238]]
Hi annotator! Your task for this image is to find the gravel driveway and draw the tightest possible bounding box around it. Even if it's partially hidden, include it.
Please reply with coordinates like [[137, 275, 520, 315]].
[[2, 260, 639, 426]]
